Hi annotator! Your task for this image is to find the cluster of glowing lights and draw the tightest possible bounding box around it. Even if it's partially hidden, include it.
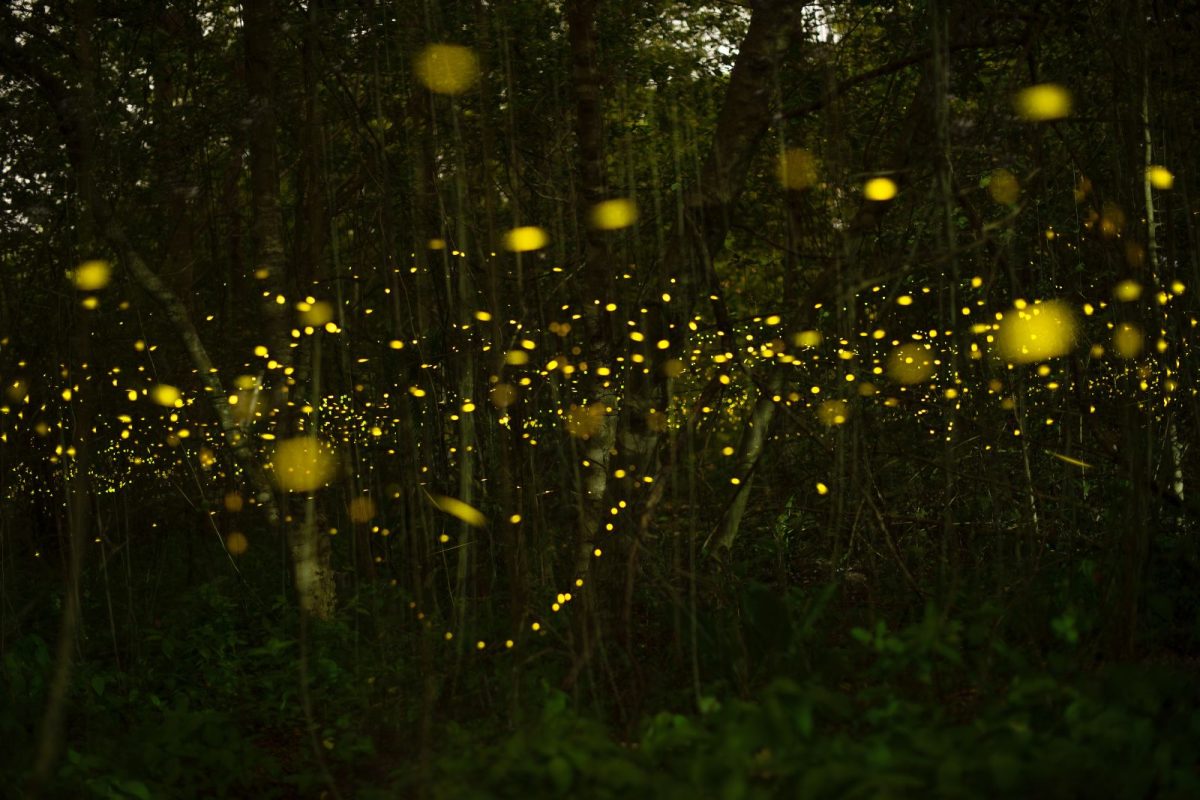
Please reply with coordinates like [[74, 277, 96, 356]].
[[6, 107, 1198, 658]]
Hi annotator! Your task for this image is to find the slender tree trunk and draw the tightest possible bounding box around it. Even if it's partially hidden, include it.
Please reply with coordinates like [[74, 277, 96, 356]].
[[244, 0, 334, 618], [567, 0, 619, 579]]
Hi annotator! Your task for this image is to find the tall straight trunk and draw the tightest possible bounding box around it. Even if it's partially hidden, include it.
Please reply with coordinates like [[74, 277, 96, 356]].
[[244, 0, 334, 618], [29, 4, 99, 789], [567, 0, 619, 578]]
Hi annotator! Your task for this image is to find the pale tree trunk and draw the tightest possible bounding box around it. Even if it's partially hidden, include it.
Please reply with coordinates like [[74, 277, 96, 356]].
[[243, 0, 334, 618], [1141, 39, 1184, 504]]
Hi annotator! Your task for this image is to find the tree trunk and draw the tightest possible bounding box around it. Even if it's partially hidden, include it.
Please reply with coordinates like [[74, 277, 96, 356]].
[[243, 0, 334, 618]]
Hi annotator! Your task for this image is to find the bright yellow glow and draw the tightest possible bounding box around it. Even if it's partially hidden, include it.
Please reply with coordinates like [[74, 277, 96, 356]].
[[299, 300, 333, 326], [816, 482, 829, 496], [793, 330, 823, 348], [1014, 83, 1071, 121], [886, 343, 934, 384], [996, 300, 1077, 363], [590, 198, 638, 230], [503, 226, 549, 252], [150, 384, 181, 407], [272, 437, 337, 492], [863, 177, 897, 201], [72, 260, 111, 291], [1146, 165, 1174, 190], [432, 495, 486, 527], [777, 148, 818, 190], [414, 44, 479, 95], [1113, 280, 1142, 302], [1113, 323, 1144, 359]]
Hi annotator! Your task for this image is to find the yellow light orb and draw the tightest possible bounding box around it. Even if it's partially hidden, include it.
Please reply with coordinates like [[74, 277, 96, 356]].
[[1113, 323, 1144, 359], [792, 330, 823, 348], [589, 198, 638, 230], [503, 226, 548, 253], [299, 300, 334, 327], [150, 384, 181, 407], [414, 44, 479, 95], [1113, 280, 1142, 302], [996, 300, 1077, 363], [863, 177, 897, 201], [1146, 165, 1174, 190], [225, 532, 249, 556], [432, 495, 486, 527], [72, 260, 112, 291], [271, 436, 337, 492], [1014, 83, 1071, 121], [887, 343, 935, 384]]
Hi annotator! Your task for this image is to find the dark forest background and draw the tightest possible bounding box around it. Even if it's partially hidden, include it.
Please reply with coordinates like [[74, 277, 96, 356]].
[[3, 0, 1200, 797]]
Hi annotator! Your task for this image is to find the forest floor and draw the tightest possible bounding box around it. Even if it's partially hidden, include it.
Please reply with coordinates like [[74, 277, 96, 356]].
[[5, 575, 1200, 799]]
